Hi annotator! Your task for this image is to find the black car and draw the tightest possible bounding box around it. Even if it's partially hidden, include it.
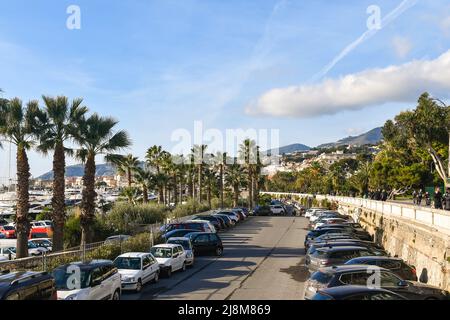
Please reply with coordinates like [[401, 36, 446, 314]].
[[345, 256, 418, 281], [304, 265, 450, 300], [306, 241, 387, 264], [305, 228, 354, 247], [162, 229, 200, 240], [312, 285, 407, 300], [185, 232, 223, 256], [307, 246, 383, 271], [315, 224, 372, 241], [253, 206, 272, 216], [0, 271, 56, 300], [213, 214, 234, 228], [192, 215, 223, 230]]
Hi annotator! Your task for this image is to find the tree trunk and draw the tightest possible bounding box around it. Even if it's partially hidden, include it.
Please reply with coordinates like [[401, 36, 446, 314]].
[[248, 168, 253, 210], [158, 186, 164, 204], [127, 168, 132, 187], [15, 145, 30, 259], [198, 165, 202, 202], [253, 172, 259, 206], [207, 184, 212, 209], [220, 165, 224, 209], [81, 152, 97, 246], [142, 185, 148, 203], [233, 184, 239, 207], [51, 142, 66, 252]]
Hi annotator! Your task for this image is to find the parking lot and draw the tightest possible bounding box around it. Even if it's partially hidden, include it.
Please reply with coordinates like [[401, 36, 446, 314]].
[[123, 216, 310, 300]]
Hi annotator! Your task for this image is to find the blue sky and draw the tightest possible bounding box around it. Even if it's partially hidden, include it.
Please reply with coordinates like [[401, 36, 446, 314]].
[[1, 0, 450, 178]]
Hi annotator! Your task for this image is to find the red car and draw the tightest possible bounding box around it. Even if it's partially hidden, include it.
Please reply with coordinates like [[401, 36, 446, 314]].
[[0, 225, 16, 239]]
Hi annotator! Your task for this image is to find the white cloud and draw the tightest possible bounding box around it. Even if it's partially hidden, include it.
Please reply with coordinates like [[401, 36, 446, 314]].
[[246, 50, 450, 118], [392, 36, 412, 58]]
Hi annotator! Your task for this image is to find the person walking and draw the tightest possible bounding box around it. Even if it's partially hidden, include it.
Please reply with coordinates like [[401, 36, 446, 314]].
[[434, 187, 443, 209], [412, 190, 417, 205], [425, 192, 431, 206], [417, 189, 423, 206], [444, 188, 450, 211]]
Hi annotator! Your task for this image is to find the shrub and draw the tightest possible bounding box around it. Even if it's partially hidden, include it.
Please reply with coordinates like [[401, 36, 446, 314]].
[[105, 202, 168, 234]]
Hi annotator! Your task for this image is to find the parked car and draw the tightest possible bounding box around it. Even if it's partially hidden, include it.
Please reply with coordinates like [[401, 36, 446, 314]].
[[150, 244, 187, 277], [345, 256, 418, 281], [162, 229, 200, 240], [253, 206, 272, 216], [52, 260, 121, 300], [0, 226, 16, 239], [0, 247, 15, 260], [270, 205, 285, 216], [28, 239, 53, 252], [304, 265, 450, 300], [185, 232, 224, 256], [313, 218, 350, 229], [305, 228, 354, 248], [315, 224, 372, 241], [306, 242, 387, 265], [105, 235, 131, 244], [231, 208, 247, 220], [0, 271, 57, 300], [307, 246, 386, 271], [165, 221, 216, 234], [29, 227, 51, 239], [167, 237, 195, 267], [0, 256, 6, 262], [311, 285, 408, 300], [217, 211, 240, 222], [212, 214, 234, 228], [114, 252, 160, 292], [192, 215, 222, 231], [305, 208, 328, 218]]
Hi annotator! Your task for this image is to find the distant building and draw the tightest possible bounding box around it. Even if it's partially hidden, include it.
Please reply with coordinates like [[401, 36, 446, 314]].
[[316, 151, 357, 167]]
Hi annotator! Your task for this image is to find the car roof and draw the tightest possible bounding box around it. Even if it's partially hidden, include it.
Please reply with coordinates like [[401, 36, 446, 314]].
[[166, 229, 198, 234], [153, 243, 181, 248], [318, 285, 401, 298], [319, 264, 385, 273], [348, 256, 403, 262], [56, 259, 113, 270], [317, 246, 370, 253], [0, 271, 52, 295], [116, 252, 149, 258], [167, 237, 190, 241]]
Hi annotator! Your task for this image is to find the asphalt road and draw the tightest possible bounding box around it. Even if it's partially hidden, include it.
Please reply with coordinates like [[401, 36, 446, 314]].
[[122, 216, 310, 300]]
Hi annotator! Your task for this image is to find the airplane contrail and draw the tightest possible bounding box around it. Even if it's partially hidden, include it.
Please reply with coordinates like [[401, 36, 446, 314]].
[[311, 0, 418, 82]]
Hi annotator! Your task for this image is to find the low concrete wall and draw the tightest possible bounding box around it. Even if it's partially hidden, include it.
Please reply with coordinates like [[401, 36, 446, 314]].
[[262, 192, 450, 290]]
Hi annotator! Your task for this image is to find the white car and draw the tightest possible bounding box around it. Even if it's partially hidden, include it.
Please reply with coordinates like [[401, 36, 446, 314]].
[[217, 211, 240, 223], [28, 238, 53, 252], [52, 260, 121, 300], [150, 244, 187, 277], [270, 205, 285, 215], [305, 208, 328, 219], [166, 237, 195, 267], [0, 255, 6, 262], [114, 252, 160, 292]]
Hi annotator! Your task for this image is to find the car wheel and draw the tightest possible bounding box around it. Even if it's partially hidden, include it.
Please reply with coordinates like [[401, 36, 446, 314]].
[[153, 271, 160, 283], [135, 279, 142, 293], [112, 289, 120, 300], [216, 247, 223, 256], [182, 262, 186, 272]]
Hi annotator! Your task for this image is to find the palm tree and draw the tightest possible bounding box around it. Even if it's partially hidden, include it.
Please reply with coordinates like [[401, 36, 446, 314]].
[[108, 154, 139, 187], [75, 114, 131, 245], [212, 152, 228, 209], [239, 139, 257, 210], [146, 146, 167, 203], [203, 167, 216, 209], [0, 98, 46, 258], [134, 168, 153, 203], [38, 96, 87, 252], [225, 162, 245, 207], [192, 144, 207, 203]]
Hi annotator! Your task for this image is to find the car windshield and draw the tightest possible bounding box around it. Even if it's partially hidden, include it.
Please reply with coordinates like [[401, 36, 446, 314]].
[[2, 226, 14, 230], [27, 242, 38, 249], [311, 271, 333, 284], [168, 240, 191, 250], [52, 267, 92, 290], [114, 257, 142, 270], [151, 247, 172, 258]]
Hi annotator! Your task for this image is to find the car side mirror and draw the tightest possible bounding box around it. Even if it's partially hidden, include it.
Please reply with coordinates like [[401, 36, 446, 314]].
[[398, 280, 408, 287]]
